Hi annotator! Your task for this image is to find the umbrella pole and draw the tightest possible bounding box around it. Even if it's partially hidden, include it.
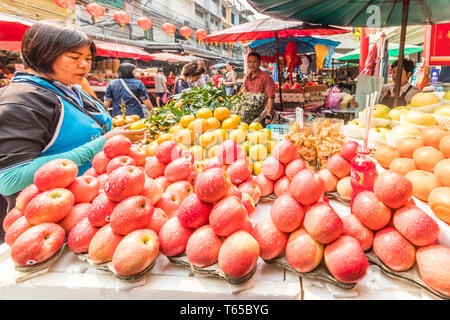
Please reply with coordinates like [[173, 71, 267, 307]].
[[393, 0, 410, 108], [275, 31, 283, 110]]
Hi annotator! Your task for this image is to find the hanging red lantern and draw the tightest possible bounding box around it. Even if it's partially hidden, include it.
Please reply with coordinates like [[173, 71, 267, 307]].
[[196, 29, 208, 43], [180, 26, 193, 40], [114, 11, 130, 31], [54, 0, 75, 16], [137, 17, 153, 34], [86, 3, 105, 25], [162, 22, 176, 37]]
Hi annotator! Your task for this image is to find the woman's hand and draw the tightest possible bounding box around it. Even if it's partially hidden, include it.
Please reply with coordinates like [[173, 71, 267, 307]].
[[104, 124, 146, 142]]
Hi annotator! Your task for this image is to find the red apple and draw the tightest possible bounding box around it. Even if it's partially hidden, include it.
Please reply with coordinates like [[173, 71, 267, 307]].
[[140, 177, 164, 205], [342, 214, 374, 251], [274, 176, 290, 197], [194, 168, 231, 203], [11, 223, 65, 266], [106, 155, 136, 175], [96, 173, 108, 191], [15, 184, 40, 212], [58, 202, 91, 234], [67, 176, 99, 204], [154, 176, 170, 191], [158, 217, 194, 257], [226, 159, 251, 185], [177, 194, 213, 229], [34, 159, 78, 191], [88, 192, 117, 227], [103, 135, 132, 159], [238, 181, 261, 204], [5, 216, 32, 247], [252, 217, 288, 260], [209, 196, 247, 237], [285, 159, 306, 181], [340, 141, 360, 162], [186, 225, 222, 268], [241, 193, 256, 216], [270, 194, 304, 233], [112, 229, 159, 277], [216, 140, 242, 165], [165, 181, 194, 202], [83, 167, 99, 177], [155, 140, 182, 164], [272, 139, 298, 164], [144, 156, 166, 179], [128, 146, 147, 166], [303, 202, 343, 244], [104, 165, 145, 202], [155, 192, 182, 218], [326, 154, 351, 179], [110, 195, 153, 236], [261, 156, 285, 181], [145, 207, 168, 234], [24, 188, 74, 225], [227, 184, 242, 198], [317, 169, 339, 193], [254, 174, 274, 197], [289, 169, 325, 206], [352, 191, 392, 231], [164, 157, 193, 182], [286, 228, 323, 273], [205, 157, 227, 171], [374, 171, 413, 209], [3, 207, 23, 233], [88, 224, 124, 264], [67, 218, 99, 254], [181, 149, 195, 165], [92, 151, 111, 174]]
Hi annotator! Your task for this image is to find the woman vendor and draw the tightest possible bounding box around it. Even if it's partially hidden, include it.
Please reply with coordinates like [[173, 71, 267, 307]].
[[0, 20, 146, 217]]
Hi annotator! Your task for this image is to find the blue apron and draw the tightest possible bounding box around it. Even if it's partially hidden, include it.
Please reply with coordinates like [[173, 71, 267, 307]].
[[13, 74, 112, 174]]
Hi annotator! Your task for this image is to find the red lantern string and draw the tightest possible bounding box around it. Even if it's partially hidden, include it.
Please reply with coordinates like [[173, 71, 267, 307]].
[[54, 0, 75, 16], [137, 17, 153, 36], [114, 11, 131, 32], [86, 2, 105, 25], [180, 26, 193, 40]]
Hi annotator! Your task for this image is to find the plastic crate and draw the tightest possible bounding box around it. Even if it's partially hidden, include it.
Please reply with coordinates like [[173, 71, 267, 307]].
[[267, 124, 290, 141]]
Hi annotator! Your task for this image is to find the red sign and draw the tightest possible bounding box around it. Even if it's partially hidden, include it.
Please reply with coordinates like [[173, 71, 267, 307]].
[[430, 23, 450, 66]]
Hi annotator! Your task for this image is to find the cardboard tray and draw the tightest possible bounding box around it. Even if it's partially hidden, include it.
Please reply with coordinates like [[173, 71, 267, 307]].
[[75, 252, 156, 283], [264, 254, 356, 290], [167, 252, 257, 285], [365, 249, 450, 300]]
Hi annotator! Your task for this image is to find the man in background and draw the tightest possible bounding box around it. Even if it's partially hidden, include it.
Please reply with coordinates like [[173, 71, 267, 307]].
[[154, 68, 168, 108]]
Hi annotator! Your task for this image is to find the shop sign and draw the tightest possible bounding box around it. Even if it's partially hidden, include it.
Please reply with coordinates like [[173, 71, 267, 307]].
[[430, 23, 450, 66]]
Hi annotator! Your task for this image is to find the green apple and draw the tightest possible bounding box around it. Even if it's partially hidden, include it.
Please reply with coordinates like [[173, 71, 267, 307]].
[[434, 105, 450, 117], [366, 104, 390, 119], [388, 106, 411, 121]]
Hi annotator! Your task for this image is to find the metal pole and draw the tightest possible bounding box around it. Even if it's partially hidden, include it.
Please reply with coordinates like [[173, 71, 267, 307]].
[[393, 0, 410, 108], [275, 31, 283, 110]]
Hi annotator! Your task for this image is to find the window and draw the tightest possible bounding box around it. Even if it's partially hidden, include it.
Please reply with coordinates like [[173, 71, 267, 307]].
[[144, 28, 153, 41], [231, 13, 236, 25], [96, 0, 123, 9], [195, 9, 204, 19], [222, 6, 226, 18]]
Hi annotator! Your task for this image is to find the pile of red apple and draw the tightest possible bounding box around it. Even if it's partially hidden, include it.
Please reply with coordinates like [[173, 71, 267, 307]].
[[154, 139, 263, 280]]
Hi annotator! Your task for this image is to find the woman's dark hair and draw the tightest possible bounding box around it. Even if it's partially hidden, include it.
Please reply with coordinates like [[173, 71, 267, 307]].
[[181, 62, 204, 77], [21, 20, 96, 75], [117, 63, 136, 79], [226, 61, 235, 68], [392, 58, 416, 77], [248, 52, 261, 62]]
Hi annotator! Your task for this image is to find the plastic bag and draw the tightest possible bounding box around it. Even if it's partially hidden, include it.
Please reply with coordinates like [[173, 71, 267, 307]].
[[325, 92, 344, 110], [162, 92, 168, 104]]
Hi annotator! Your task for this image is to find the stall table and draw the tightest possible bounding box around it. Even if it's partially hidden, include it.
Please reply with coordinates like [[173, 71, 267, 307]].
[[0, 197, 446, 300]]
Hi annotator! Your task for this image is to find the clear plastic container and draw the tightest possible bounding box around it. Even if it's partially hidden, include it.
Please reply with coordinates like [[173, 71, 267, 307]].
[[350, 145, 377, 208]]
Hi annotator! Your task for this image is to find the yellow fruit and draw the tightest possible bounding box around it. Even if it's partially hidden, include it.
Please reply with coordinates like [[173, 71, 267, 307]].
[[129, 121, 146, 130], [199, 131, 217, 149], [249, 121, 263, 131], [196, 108, 213, 119], [169, 124, 183, 135], [189, 118, 208, 133], [207, 145, 219, 159], [248, 131, 267, 145], [130, 115, 141, 122], [175, 129, 194, 145], [180, 115, 195, 128], [206, 117, 221, 130], [249, 144, 268, 161], [114, 118, 126, 127], [214, 129, 227, 143], [242, 140, 250, 155], [261, 128, 272, 140], [229, 129, 246, 144], [189, 145, 205, 161], [238, 123, 249, 132], [144, 141, 158, 156], [174, 99, 183, 108], [125, 118, 135, 124], [222, 118, 238, 130], [157, 133, 174, 144], [231, 114, 241, 126], [214, 107, 231, 121], [253, 161, 263, 175], [267, 140, 275, 153]]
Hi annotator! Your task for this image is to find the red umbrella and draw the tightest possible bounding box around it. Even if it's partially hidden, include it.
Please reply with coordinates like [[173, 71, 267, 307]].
[[95, 41, 154, 61], [0, 13, 32, 51], [202, 17, 349, 43]]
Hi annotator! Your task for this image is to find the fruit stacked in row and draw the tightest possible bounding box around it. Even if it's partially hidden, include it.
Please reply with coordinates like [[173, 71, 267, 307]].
[[253, 149, 370, 284], [352, 170, 449, 296], [154, 139, 261, 279], [112, 114, 143, 129], [374, 126, 450, 224], [3, 159, 87, 267], [143, 107, 272, 176], [67, 135, 161, 277]]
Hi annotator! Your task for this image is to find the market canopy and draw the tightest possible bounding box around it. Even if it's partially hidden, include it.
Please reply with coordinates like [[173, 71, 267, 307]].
[[249, 36, 341, 58], [149, 52, 193, 63], [202, 17, 350, 43], [0, 13, 33, 52], [337, 43, 423, 61], [247, 0, 450, 27], [94, 41, 154, 61]]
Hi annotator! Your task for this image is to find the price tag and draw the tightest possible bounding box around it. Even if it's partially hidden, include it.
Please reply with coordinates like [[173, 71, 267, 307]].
[[296, 107, 303, 128]]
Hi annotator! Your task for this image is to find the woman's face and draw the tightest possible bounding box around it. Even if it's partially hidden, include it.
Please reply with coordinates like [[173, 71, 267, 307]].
[[50, 44, 92, 85], [226, 64, 233, 71], [189, 74, 201, 83]]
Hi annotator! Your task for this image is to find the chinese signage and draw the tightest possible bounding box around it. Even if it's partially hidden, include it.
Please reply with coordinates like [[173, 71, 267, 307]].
[[430, 23, 450, 66]]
